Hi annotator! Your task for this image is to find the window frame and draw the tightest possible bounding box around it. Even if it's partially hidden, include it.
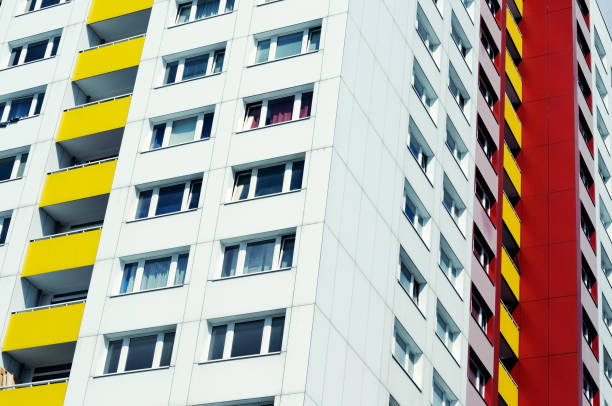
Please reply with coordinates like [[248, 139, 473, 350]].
[[117, 252, 189, 295], [0, 149, 29, 182], [230, 159, 305, 202], [0, 91, 45, 123], [252, 25, 322, 65], [0, 215, 11, 245], [392, 319, 422, 387], [8, 35, 60, 67], [149, 111, 215, 150], [173, 0, 235, 26], [398, 250, 426, 313], [240, 89, 314, 131], [102, 330, 176, 375], [439, 236, 464, 297], [162, 47, 225, 85], [134, 178, 202, 220], [21, 0, 67, 14]]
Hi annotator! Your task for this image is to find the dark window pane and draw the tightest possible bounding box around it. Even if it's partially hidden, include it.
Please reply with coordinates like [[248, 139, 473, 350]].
[[0, 157, 15, 181], [244, 103, 262, 129], [255, 164, 284, 197], [224, 0, 234, 11], [208, 325, 227, 360], [289, 160, 304, 190], [280, 236, 295, 268], [308, 28, 321, 51], [33, 93, 44, 115], [195, 0, 219, 19], [255, 40, 270, 63], [136, 190, 152, 219], [16, 153, 28, 177], [175, 3, 191, 24], [275, 32, 303, 59], [51, 36, 60, 56], [8, 97, 33, 120], [201, 113, 214, 139], [231, 320, 264, 357], [265, 96, 294, 125], [182, 55, 208, 80], [10, 47, 22, 66], [40, 0, 60, 7], [221, 245, 239, 277], [213, 50, 224, 73], [140, 257, 171, 290], [105, 340, 122, 374], [188, 180, 201, 209], [0, 218, 10, 245], [151, 124, 166, 149], [24, 41, 47, 63], [174, 253, 188, 285], [166, 62, 178, 84], [120, 262, 138, 294], [244, 239, 275, 274], [299, 92, 313, 118], [155, 184, 185, 215], [269, 316, 285, 352], [159, 332, 175, 367], [125, 335, 157, 371], [233, 172, 251, 200]]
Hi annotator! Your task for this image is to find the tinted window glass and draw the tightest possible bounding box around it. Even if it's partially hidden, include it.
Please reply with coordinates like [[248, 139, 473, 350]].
[[231, 320, 264, 357]]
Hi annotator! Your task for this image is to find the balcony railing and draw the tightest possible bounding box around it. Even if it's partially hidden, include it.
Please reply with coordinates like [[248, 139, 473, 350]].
[[0, 379, 67, 406]]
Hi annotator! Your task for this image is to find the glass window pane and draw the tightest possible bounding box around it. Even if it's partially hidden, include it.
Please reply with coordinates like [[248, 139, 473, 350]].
[[34, 93, 44, 115], [275, 32, 303, 59], [201, 113, 214, 139], [265, 96, 294, 125], [124, 335, 157, 371], [255, 40, 270, 63], [244, 239, 275, 274], [176, 3, 191, 23], [51, 36, 60, 56], [0, 218, 10, 245], [213, 50, 224, 73], [10, 47, 22, 66], [136, 190, 152, 219], [166, 62, 178, 84], [24, 41, 47, 63], [120, 262, 138, 294], [208, 325, 227, 360], [244, 103, 262, 129], [155, 184, 185, 215], [40, 0, 60, 7], [104, 340, 122, 374], [254, 164, 284, 197], [16, 153, 28, 177], [140, 257, 171, 290], [0, 157, 15, 181], [221, 245, 239, 277], [280, 236, 295, 268], [231, 320, 264, 357], [174, 254, 188, 285], [188, 180, 202, 209], [308, 28, 321, 52], [151, 123, 166, 149], [8, 97, 33, 120], [169, 117, 197, 146], [233, 172, 251, 200], [182, 55, 208, 80], [159, 332, 175, 367], [299, 92, 313, 118], [195, 0, 219, 19], [225, 0, 234, 12], [268, 316, 285, 352], [289, 160, 304, 190]]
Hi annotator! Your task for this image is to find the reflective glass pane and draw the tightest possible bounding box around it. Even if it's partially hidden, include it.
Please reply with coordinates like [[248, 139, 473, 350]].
[[176, 3, 191, 23], [120, 262, 138, 294], [104, 340, 122, 374], [208, 325, 226, 360], [244, 103, 262, 129], [124, 335, 157, 371], [308, 28, 321, 52], [24, 41, 47, 63], [221, 245, 239, 277], [150, 123, 166, 149], [174, 254, 188, 285], [16, 153, 28, 177], [155, 184, 185, 215], [254, 164, 284, 197], [166, 62, 178, 84], [8, 97, 33, 120], [231, 320, 264, 357], [233, 172, 251, 200], [265, 96, 294, 125], [280, 236, 294, 268], [136, 190, 152, 219], [182, 55, 208, 80], [195, 0, 219, 19], [188, 180, 201, 209], [140, 257, 171, 290], [159, 332, 175, 367], [255, 40, 270, 63], [0, 218, 10, 245], [0, 157, 15, 181], [201, 113, 214, 139], [275, 32, 303, 59], [244, 239, 275, 274], [169, 117, 196, 146], [268, 316, 285, 352], [289, 160, 304, 190]]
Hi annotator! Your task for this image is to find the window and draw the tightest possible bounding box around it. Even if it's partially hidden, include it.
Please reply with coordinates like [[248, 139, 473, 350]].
[[584, 368, 597, 405], [0, 215, 11, 245], [468, 351, 489, 399], [0, 150, 28, 181], [473, 230, 493, 273], [23, 0, 64, 13], [207, 314, 285, 360], [393, 319, 422, 385], [475, 173, 494, 216], [596, 69, 608, 109], [135, 178, 202, 219], [479, 74, 497, 110], [595, 29, 607, 68], [597, 109, 610, 151], [449, 65, 470, 116], [254, 25, 321, 64], [436, 303, 459, 359], [471, 287, 491, 332], [403, 180, 431, 244], [412, 60, 438, 120], [9, 35, 60, 67], [439, 236, 463, 295], [31, 363, 71, 382], [451, 13, 471, 63], [485, 0, 500, 16], [231, 159, 304, 201], [415, 5, 440, 65], [0, 91, 45, 124], [220, 233, 295, 278], [174, 0, 234, 25], [103, 330, 175, 374], [433, 372, 458, 406], [242, 89, 313, 130], [442, 175, 466, 232], [408, 119, 433, 180], [461, 0, 475, 20], [481, 25, 498, 63], [398, 250, 425, 309], [446, 119, 467, 174], [163, 48, 225, 85], [477, 121, 496, 162], [149, 111, 214, 149], [119, 252, 188, 294]]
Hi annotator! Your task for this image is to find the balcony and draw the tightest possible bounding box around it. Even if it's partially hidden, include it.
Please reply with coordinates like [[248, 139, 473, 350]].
[[500, 304, 519, 357], [503, 194, 521, 247], [498, 362, 518, 406], [73, 36, 145, 100], [505, 95, 522, 151], [57, 95, 131, 161], [504, 143, 521, 198], [505, 51, 522, 104], [87, 0, 152, 42], [508, 0, 523, 21], [501, 247, 520, 300], [40, 159, 116, 224], [506, 8, 522, 58], [0, 380, 67, 406]]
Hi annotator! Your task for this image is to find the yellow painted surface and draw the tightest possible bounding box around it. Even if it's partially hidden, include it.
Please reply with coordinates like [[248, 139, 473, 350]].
[[22, 229, 101, 277], [3, 303, 85, 351], [501, 248, 520, 301], [506, 8, 523, 57], [40, 160, 116, 207], [73, 36, 145, 82], [505, 94, 522, 148], [57, 96, 131, 142], [514, 0, 523, 17], [498, 362, 519, 406], [503, 194, 521, 247], [0, 381, 67, 406], [88, 0, 153, 24], [505, 50, 523, 102], [500, 304, 519, 357], [504, 144, 522, 196]]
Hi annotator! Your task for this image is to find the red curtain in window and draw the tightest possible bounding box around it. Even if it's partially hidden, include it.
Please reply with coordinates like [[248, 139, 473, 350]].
[[299, 92, 313, 119]]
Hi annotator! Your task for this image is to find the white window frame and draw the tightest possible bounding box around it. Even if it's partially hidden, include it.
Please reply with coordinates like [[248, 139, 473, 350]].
[[231, 159, 304, 202], [393, 320, 422, 386], [408, 119, 434, 180], [163, 48, 225, 85], [439, 238, 463, 296], [403, 181, 431, 245], [134, 178, 202, 219], [0, 92, 45, 123], [412, 61, 438, 120], [442, 176, 466, 233], [241, 89, 313, 131], [450, 12, 472, 66], [398, 250, 425, 312], [446, 120, 468, 174], [117, 252, 189, 295], [219, 233, 295, 278], [252, 25, 321, 65], [0, 214, 11, 245], [8, 35, 60, 67], [449, 65, 470, 118], [435, 304, 459, 360], [173, 0, 234, 25], [149, 111, 214, 150], [22, 0, 68, 14], [102, 330, 175, 375], [415, 5, 441, 66], [0, 150, 29, 181]]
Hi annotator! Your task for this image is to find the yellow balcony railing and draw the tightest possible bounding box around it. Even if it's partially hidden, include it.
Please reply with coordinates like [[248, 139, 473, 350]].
[[498, 362, 519, 406], [73, 36, 145, 82], [40, 159, 117, 207], [501, 247, 520, 301], [504, 143, 522, 197], [0, 381, 67, 406], [3, 302, 85, 351], [503, 194, 521, 247], [88, 0, 153, 25], [505, 95, 522, 148], [500, 304, 519, 357], [505, 51, 523, 102], [506, 8, 523, 57], [22, 228, 101, 278], [57, 95, 132, 143]]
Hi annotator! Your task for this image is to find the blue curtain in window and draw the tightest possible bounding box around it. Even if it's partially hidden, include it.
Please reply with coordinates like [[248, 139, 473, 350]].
[[140, 257, 170, 290]]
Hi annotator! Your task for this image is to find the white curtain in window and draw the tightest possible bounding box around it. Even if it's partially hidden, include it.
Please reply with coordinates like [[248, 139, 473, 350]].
[[140, 258, 170, 290]]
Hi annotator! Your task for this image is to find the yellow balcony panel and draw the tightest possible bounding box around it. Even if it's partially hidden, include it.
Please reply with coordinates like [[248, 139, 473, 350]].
[[40, 159, 116, 208], [73, 36, 144, 82], [88, 0, 153, 25], [506, 8, 523, 58], [505, 95, 522, 149], [501, 247, 520, 301], [500, 304, 519, 357], [504, 143, 522, 197], [0, 381, 67, 406], [505, 51, 523, 103], [503, 194, 521, 247], [22, 228, 101, 278], [498, 362, 518, 406], [3, 302, 85, 352]]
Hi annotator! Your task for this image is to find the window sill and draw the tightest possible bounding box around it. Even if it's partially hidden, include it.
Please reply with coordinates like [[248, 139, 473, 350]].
[[0, 176, 23, 185], [391, 355, 422, 392], [247, 49, 320, 68], [256, 0, 285, 6], [15, 0, 70, 16], [0, 56, 56, 73], [94, 366, 170, 379], [438, 264, 464, 301], [110, 283, 185, 298], [225, 188, 303, 206], [140, 137, 211, 154], [199, 351, 280, 365], [235, 116, 312, 135], [0, 114, 41, 127], [397, 280, 426, 319], [401, 210, 430, 251], [211, 267, 293, 282], [126, 208, 199, 224], [154, 71, 223, 90], [168, 10, 235, 29]]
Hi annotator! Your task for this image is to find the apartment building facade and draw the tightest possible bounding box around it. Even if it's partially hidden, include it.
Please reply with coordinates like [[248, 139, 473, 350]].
[[0, 0, 609, 405]]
